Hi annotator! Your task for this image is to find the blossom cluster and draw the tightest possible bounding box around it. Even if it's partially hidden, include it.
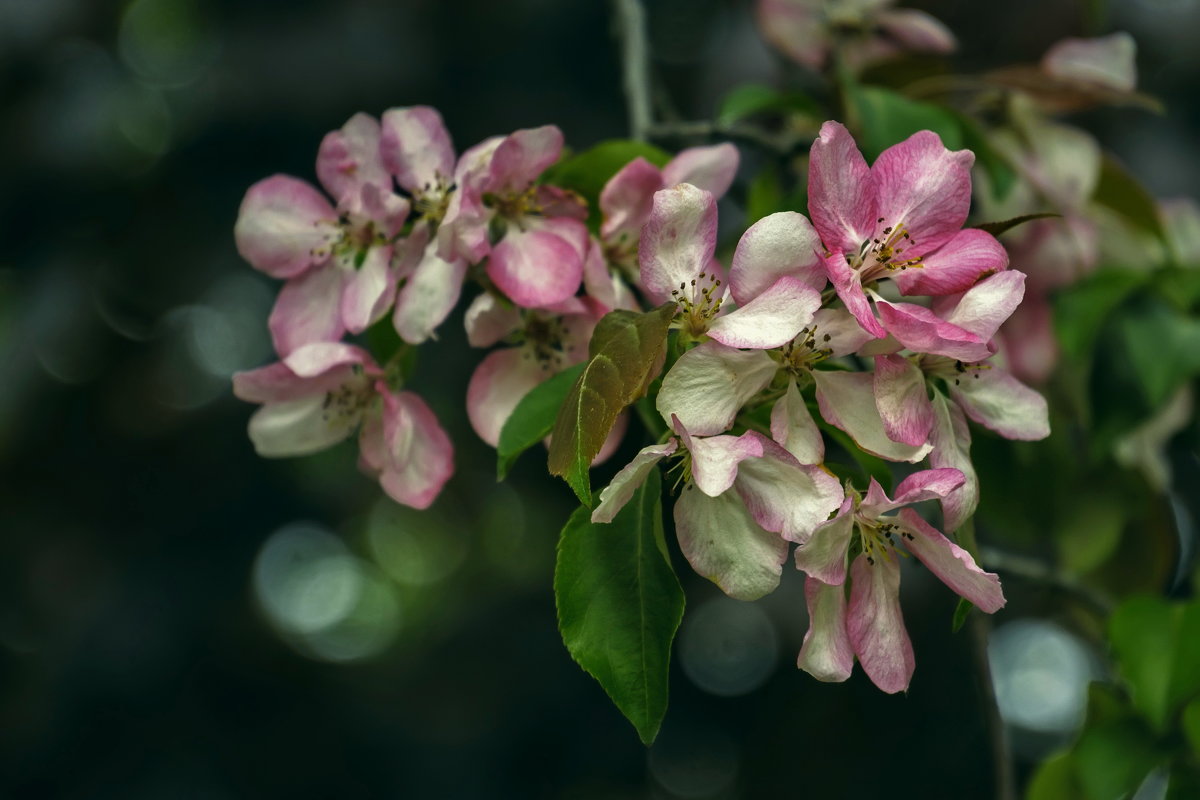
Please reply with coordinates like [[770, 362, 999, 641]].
[[230, 107, 737, 508], [230, 104, 1051, 693], [590, 122, 1049, 693]]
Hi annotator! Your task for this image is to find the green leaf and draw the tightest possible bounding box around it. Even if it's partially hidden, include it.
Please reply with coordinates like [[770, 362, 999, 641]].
[[717, 83, 820, 126], [850, 86, 963, 161], [1109, 597, 1200, 731], [1118, 300, 1200, 409], [1075, 717, 1163, 800], [495, 362, 586, 480], [555, 468, 684, 745], [951, 598, 973, 633], [973, 213, 1061, 237], [1054, 268, 1149, 361], [746, 166, 784, 225], [1094, 154, 1167, 241], [542, 140, 672, 229], [1182, 697, 1200, 754], [549, 303, 676, 504], [1027, 751, 1086, 800], [1055, 492, 1125, 576]]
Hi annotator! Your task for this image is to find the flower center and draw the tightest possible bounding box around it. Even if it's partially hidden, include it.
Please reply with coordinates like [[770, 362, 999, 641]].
[[850, 217, 925, 283], [854, 512, 914, 567], [321, 369, 374, 426], [489, 186, 540, 222], [920, 355, 992, 387], [780, 324, 835, 375], [518, 312, 578, 371], [310, 215, 386, 270], [670, 271, 724, 337], [412, 176, 455, 224]]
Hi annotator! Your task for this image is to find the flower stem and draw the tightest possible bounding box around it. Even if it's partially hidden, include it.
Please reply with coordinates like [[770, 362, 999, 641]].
[[611, 0, 653, 141]]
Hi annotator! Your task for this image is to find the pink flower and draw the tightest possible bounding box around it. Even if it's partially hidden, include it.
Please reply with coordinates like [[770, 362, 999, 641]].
[[587, 144, 739, 309], [439, 126, 590, 309], [639, 183, 825, 346], [379, 106, 470, 345], [593, 415, 843, 601], [463, 293, 603, 447], [793, 469, 1005, 693], [828, 271, 1049, 527], [235, 114, 411, 356], [756, 0, 955, 71], [232, 342, 453, 510], [808, 121, 1008, 338]]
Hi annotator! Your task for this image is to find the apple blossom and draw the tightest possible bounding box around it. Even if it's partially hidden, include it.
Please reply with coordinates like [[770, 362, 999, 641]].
[[232, 342, 453, 510], [794, 470, 1005, 692]]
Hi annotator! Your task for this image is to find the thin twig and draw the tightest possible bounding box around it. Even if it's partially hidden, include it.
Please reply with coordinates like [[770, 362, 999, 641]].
[[968, 614, 1016, 800], [978, 546, 1115, 616], [611, 0, 653, 141]]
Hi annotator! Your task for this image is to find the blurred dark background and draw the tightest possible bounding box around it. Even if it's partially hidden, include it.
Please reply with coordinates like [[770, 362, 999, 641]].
[[1, 0, 1197, 797]]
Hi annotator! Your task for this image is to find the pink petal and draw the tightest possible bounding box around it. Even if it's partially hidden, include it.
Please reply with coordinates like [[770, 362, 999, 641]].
[[755, 0, 830, 69], [794, 497, 854, 584], [534, 185, 589, 220], [995, 293, 1058, 385], [661, 143, 740, 199], [465, 347, 548, 447], [797, 577, 855, 683], [929, 391, 977, 533], [379, 106, 457, 193], [487, 223, 584, 308], [812, 308, 876, 357], [729, 212, 826, 305], [872, 130, 974, 258], [234, 358, 361, 404], [437, 136, 503, 263], [582, 237, 639, 313], [685, 430, 764, 497], [876, 9, 956, 54], [898, 508, 1005, 613], [708, 276, 821, 349], [873, 354, 934, 447], [656, 341, 777, 436], [1042, 32, 1137, 92], [948, 365, 1050, 441], [247, 394, 362, 458], [734, 435, 844, 542], [393, 240, 468, 344], [281, 341, 374, 378], [770, 379, 824, 465], [674, 484, 788, 601], [599, 156, 663, 241], [813, 370, 933, 462], [808, 121, 876, 255], [859, 467, 966, 521], [234, 175, 338, 279], [639, 184, 718, 305], [892, 228, 1009, 297], [848, 553, 914, 694], [936, 269, 1026, 343], [375, 390, 455, 510], [464, 292, 522, 348], [488, 125, 564, 194], [874, 297, 991, 362], [316, 113, 388, 207], [826, 252, 887, 338], [340, 245, 398, 334], [592, 440, 678, 523], [268, 266, 348, 357]]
